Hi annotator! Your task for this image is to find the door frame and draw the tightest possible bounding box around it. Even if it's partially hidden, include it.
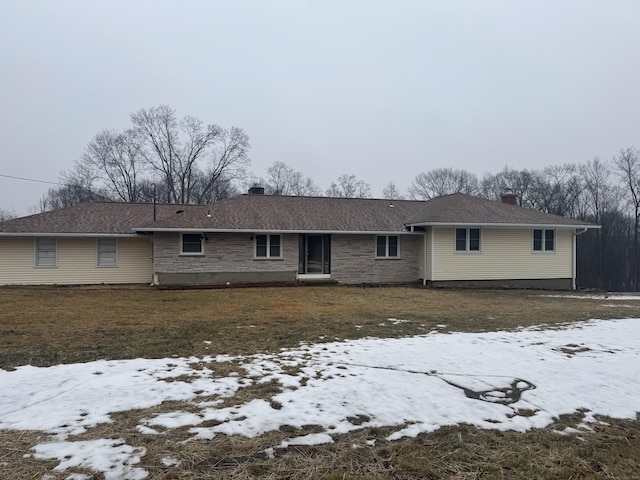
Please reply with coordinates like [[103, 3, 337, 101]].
[[298, 234, 331, 275]]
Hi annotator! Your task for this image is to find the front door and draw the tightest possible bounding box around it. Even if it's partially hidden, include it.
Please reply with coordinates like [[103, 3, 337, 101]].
[[299, 234, 331, 274]]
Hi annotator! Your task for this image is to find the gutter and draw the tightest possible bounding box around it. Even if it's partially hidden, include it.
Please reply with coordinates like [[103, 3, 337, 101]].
[[0, 232, 141, 238], [131, 228, 424, 235], [406, 222, 600, 230]]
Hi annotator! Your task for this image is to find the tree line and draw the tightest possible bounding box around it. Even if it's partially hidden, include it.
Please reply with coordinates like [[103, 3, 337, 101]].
[[35, 106, 639, 292]]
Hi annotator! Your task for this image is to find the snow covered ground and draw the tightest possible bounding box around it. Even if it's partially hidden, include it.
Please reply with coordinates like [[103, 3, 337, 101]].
[[1, 317, 640, 479]]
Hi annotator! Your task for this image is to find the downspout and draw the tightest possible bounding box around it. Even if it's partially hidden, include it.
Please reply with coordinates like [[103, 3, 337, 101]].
[[430, 227, 435, 283], [151, 235, 156, 286], [572, 228, 589, 290], [423, 231, 427, 286]]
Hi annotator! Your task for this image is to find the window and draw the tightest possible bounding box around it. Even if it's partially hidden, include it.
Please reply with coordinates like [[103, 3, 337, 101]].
[[533, 229, 555, 252], [182, 233, 203, 254], [455, 228, 481, 252], [376, 235, 399, 258], [35, 237, 57, 267], [255, 234, 282, 258], [97, 238, 117, 267]]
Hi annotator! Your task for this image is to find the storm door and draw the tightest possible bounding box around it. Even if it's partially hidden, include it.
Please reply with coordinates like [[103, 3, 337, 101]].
[[299, 234, 331, 274]]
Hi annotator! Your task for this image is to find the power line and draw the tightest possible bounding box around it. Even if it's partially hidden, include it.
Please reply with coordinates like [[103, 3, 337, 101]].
[[0, 173, 114, 203], [0, 173, 60, 185]]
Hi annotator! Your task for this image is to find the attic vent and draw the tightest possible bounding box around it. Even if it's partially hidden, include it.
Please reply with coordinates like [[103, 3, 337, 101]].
[[248, 185, 265, 195], [176, 209, 184, 214]]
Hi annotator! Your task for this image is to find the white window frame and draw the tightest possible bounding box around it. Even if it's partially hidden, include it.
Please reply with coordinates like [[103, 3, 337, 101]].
[[375, 235, 400, 258], [97, 238, 118, 267], [254, 234, 283, 259], [533, 229, 556, 253], [455, 228, 481, 253], [181, 233, 204, 255], [35, 237, 57, 267]]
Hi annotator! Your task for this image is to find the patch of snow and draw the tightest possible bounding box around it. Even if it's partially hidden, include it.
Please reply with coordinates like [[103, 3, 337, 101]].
[[263, 447, 275, 459], [0, 357, 242, 438], [135, 425, 161, 435], [32, 439, 147, 480], [2, 318, 639, 477], [161, 457, 181, 467], [543, 294, 640, 301], [388, 318, 409, 325], [279, 433, 334, 448]]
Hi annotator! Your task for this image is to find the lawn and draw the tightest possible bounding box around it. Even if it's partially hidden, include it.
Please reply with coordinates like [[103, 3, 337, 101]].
[[1, 285, 639, 479]]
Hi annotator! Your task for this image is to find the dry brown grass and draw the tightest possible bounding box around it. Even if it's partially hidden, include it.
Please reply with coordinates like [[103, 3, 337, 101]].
[[0, 285, 633, 369], [1, 285, 640, 479]]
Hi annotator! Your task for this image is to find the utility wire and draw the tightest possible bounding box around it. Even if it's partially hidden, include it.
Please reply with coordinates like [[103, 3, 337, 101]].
[[0, 173, 60, 185], [0, 173, 115, 203]]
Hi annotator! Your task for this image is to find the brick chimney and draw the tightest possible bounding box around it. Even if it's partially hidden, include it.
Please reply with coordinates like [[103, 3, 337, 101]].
[[501, 192, 517, 205]]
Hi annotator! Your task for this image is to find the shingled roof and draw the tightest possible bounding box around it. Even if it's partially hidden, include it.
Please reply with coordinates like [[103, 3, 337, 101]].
[[405, 193, 593, 227], [135, 195, 427, 233], [0, 202, 205, 235], [0, 193, 595, 235]]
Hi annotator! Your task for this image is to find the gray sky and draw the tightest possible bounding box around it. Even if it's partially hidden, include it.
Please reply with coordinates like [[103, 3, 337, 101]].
[[1, 0, 639, 215]]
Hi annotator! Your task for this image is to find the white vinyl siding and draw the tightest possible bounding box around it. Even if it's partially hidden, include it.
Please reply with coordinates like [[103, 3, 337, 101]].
[[431, 227, 573, 281], [0, 237, 152, 285]]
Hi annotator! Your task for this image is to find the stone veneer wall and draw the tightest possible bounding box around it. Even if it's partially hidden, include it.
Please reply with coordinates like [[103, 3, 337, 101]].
[[154, 232, 299, 275], [330, 234, 421, 284], [154, 232, 423, 285]]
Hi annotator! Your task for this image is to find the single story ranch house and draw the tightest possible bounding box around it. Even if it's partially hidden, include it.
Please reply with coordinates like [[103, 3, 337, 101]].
[[0, 190, 598, 289]]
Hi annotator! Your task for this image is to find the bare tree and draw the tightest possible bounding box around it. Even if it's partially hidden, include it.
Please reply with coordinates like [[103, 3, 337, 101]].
[[613, 147, 640, 290], [196, 126, 250, 203], [580, 158, 616, 221], [326, 174, 371, 198], [192, 173, 240, 204], [81, 129, 146, 202], [529, 164, 583, 217], [481, 167, 535, 205], [577, 158, 626, 290], [131, 106, 250, 204], [265, 161, 293, 195], [264, 161, 321, 196], [382, 182, 404, 200], [40, 165, 112, 211], [408, 168, 479, 200], [0, 208, 16, 222]]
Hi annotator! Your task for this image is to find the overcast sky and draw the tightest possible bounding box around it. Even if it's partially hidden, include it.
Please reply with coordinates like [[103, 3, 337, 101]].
[[1, 1, 639, 215]]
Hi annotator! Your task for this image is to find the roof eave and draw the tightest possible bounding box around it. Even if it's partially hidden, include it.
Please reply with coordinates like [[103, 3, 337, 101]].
[[133, 227, 422, 235], [405, 222, 601, 229], [0, 232, 143, 237]]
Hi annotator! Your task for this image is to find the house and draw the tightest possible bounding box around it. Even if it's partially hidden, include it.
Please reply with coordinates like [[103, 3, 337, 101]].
[[0, 191, 598, 289]]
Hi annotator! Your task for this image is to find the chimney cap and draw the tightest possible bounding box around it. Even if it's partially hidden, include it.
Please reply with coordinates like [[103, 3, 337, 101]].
[[248, 185, 265, 195]]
